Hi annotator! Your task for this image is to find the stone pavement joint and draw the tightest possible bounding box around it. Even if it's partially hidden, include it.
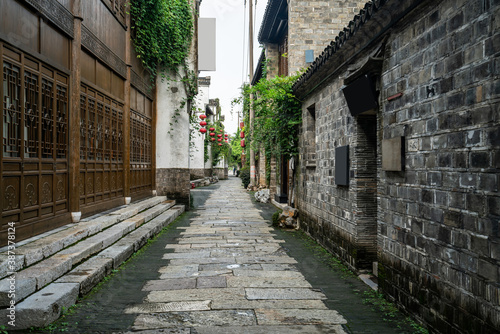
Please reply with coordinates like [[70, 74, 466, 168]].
[[126, 177, 348, 332]]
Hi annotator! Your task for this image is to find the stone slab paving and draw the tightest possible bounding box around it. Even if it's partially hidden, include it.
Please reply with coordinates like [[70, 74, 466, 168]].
[[127, 178, 348, 333]]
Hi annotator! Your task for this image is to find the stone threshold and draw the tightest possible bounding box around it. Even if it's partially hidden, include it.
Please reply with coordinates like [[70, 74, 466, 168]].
[[0, 197, 185, 329]]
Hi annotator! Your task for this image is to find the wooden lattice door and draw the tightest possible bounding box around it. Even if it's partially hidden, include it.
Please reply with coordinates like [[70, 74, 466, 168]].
[[130, 87, 153, 200], [1, 45, 70, 246], [79, 84, 124, 210]]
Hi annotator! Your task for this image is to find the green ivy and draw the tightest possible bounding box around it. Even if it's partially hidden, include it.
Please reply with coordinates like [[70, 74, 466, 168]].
[[234, 73, 302, 162], [129, 0, 194, 78]]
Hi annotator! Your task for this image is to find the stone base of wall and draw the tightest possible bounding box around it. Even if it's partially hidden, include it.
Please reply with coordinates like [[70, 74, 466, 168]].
[[156, 168, 190, 208], [190, 168, 205, 180], [378, 252, 498, 334], [214, 168, 228, 180], [204, 169, 212, 178], [299, 210, 377, 271]]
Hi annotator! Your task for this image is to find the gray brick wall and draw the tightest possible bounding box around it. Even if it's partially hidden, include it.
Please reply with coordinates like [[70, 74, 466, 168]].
[[288, 0, 366, 74], [295, 0, 500, 332]]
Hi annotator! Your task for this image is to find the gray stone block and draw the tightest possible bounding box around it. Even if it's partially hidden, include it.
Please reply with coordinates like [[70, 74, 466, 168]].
[[245, 288, 326, 300], [133, 310, 256, 330], [59, 227, 91, 248], [0, 282, 79, 329], [0, 254, 24, 280], [0, 275, 36, 307], [56, 257, 113, 295], [58, 239, 103, 267], [96, 244, 134, 269], [255, 308, 346, 325], [16, 254, 73, 290], [192, 325, 347, 334], [90, 225, 126, 249], [122, 227, 154, 252], [16, 245, 44, 267]]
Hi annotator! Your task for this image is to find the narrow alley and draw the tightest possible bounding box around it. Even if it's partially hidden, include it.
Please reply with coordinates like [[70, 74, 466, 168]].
[[35, 177, 422, 334]]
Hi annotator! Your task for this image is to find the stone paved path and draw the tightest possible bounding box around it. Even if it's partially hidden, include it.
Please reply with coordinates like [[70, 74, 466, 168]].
[[124, 177, 347, 333]]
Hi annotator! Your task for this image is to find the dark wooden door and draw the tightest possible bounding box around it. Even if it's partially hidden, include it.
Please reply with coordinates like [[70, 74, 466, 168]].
[[79, 84, 124, 211], [130, 108, 152, 199], [1, 44, 70, 245]]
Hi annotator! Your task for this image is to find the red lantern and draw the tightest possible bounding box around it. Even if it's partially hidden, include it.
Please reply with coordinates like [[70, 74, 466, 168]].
[[224, 134, 228, 137], [199, 114, 207, 120], [200, 120, 207, 127], [211, 138, 216, 141], [199, 128, 207, 134], [217, 138, 222, 142], [218, 143, 222, 146], [225, 140, 228, 143], [241, 139, 245, 147], [240, 122, 244, 129], [240, 131, 245, 138], [209, 132, 215, 137], [220, 129, 223, 133], [209, 127, 215, 131], [217, 134, 222, 138]]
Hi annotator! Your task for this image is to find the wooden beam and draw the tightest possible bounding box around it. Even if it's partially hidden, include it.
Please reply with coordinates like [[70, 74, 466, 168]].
[[69, 0, 82, 219]]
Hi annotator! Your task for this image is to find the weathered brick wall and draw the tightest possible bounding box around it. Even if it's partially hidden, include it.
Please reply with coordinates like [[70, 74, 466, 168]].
[[265, 44, 280, 78], [288, 0, 366, 74], [377, 1, 499, 332], [298, 67, 378, 270], [156, 168, 190, 208], [296, 0, 500, 332]]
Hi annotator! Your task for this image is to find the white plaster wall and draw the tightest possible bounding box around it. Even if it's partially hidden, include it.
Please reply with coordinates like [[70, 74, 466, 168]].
[[204, 113, 215, 169], [215, 156, 226, 169], [190, 84, 210, 170], [156, 70, 190, 169]]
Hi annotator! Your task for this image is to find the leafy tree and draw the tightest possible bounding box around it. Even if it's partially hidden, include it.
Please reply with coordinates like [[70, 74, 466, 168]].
[[229, 132, 243, 167]]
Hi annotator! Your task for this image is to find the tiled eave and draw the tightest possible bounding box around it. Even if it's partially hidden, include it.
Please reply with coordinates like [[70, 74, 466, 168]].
[[292, 0, 425, 99], [258, 0, 288, 44]]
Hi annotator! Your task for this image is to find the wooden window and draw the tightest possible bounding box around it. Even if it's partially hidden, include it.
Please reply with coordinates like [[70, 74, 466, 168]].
[[3, 62, 21, 158]]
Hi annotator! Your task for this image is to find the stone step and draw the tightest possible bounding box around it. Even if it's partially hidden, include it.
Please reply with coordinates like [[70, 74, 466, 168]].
[[0, 196, 169, 278], [0, 199, 184, 329], [3, 282, 80, 329]]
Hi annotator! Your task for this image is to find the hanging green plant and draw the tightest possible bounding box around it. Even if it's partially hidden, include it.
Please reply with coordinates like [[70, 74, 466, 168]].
[[129, 0, 194, 78]]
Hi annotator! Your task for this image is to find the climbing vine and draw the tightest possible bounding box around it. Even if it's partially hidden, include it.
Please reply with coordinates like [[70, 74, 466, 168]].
[[234, 72, 303, 162], [129, 0, 194, 78], [129, 0, 198, 127]]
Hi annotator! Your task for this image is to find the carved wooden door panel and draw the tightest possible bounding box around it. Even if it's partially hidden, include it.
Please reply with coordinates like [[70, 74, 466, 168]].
[[79, 84, 124, 209], [1, 44, 70, 245], [130, 88, 152, 200]]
